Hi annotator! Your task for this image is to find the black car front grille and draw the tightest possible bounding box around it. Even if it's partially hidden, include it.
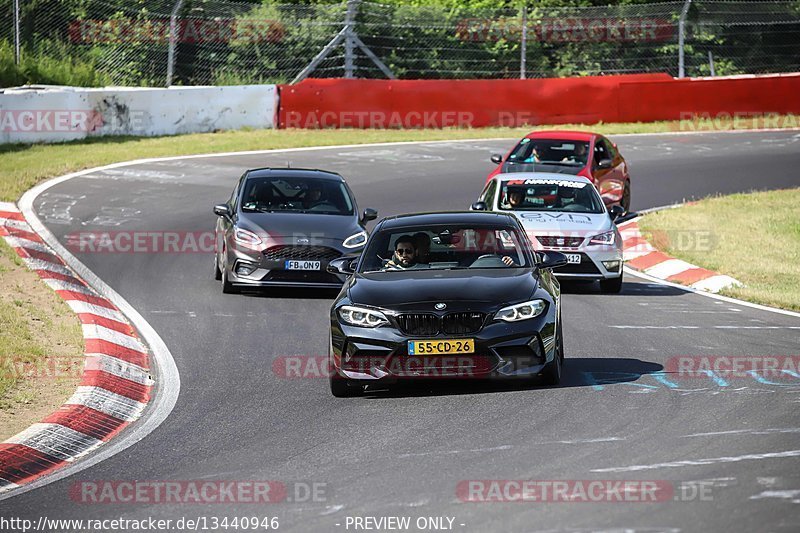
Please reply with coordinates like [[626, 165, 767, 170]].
[[396, 312, 486, 336], [396, 314, 440, 336], [442, 312, 486, 334], [536, 235, 584, 248], [263, 245, 341, 261]]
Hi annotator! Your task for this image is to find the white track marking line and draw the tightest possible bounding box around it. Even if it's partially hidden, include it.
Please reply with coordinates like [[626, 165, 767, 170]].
[[85, 355, 153, 386], [43, 278, 92, 295], [22, 258, 73, 277], [3, 235, 50, 254], [6, 423, 103, 462], [691, 275, 743, 292], [644, 258, 696, 279], [682, 428, 800, 438], [64, 386, 147, 422], [749, 490, 800, 503], [592, 450, 800, 473], [66, 300, 126, 322], [81, 324, 146, 351]]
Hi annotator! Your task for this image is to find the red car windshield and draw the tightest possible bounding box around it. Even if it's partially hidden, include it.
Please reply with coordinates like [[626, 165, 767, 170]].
[[507, 139, 590, 166]]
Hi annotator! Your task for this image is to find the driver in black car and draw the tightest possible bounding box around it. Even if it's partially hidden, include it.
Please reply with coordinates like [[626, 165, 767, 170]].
[[383, 235, 425, 271]]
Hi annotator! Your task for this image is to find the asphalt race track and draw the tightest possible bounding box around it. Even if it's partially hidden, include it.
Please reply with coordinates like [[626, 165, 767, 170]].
[[6, 130, 800, 532]]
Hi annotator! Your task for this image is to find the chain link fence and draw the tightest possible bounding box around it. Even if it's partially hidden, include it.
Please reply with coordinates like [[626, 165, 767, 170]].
[[2, 0, 799, 87]]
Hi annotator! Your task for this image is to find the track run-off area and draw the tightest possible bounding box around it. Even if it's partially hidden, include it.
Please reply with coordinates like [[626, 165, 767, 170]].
[[5, 130, 800, 532]]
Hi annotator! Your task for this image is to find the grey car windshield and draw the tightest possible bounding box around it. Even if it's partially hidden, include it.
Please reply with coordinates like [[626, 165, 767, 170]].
[[241, 177, 354, 215], [360, 225, 532, 272], [499, 180, 604, 213]]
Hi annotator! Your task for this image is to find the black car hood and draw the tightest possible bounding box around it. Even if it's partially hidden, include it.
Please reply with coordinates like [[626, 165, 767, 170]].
[[501, 162, 584, 175], [237, 211, 360, 242], [348, 269, 539, 310]]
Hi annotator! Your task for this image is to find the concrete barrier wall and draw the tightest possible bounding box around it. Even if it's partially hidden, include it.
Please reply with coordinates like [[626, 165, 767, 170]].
[[0, 85, 277, 144], [278, 73, 800, 129]]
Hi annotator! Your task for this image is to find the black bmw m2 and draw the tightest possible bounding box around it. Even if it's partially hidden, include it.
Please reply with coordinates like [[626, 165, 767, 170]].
[[326, 211, 567, 397]]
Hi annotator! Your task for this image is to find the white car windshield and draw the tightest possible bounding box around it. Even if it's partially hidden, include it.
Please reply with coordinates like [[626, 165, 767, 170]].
[[498, 179, 604, 214]]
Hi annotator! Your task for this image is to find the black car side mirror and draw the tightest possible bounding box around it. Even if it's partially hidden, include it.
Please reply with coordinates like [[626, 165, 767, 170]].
[[609, 205, 625, 220], [597, 158, 613, 169], [538, 251, 568, 270], [213, 204, 231, 217], [490, 154, 503, 164], [361, 208, 378, 224], [471, 201, 487, 211], [327, 257, 357, 275], [614, 211, 639, 225]]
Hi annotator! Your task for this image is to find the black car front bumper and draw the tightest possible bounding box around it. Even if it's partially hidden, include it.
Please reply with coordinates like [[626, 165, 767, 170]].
[[330, 312, 557, 381]]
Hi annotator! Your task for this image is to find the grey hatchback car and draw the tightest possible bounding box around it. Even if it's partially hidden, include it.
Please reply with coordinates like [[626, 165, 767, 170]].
[[213, 168, 377, 293]]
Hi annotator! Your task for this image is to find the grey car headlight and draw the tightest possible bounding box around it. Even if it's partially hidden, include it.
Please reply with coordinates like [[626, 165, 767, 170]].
[[343, 230, 367, 249], [338, 305, 389, 327], [234, 228, 263, 249], [495, 299, 546, 322]]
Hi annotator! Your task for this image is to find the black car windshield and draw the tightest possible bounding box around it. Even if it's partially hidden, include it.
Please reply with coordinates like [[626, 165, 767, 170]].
[[507, 138, 590, 166], [360, 224, 532, 273], [240, 177, 354, 215], [498, 179, 604, 214]]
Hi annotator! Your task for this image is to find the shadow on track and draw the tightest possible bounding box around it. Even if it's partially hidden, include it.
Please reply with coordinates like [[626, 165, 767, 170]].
[[559, 280, 687, 297], [236, 286, 341, 300], [359, 357, 664, 399]]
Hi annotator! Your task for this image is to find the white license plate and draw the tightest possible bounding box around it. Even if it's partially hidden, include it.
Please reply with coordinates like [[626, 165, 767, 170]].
[[566, 254, 581, 264], [285, 260, 321, 270]]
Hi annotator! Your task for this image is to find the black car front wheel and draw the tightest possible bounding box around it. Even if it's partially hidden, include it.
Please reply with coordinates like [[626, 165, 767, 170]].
[[330, 374, 364, 397], [542, 322, 564, 386]]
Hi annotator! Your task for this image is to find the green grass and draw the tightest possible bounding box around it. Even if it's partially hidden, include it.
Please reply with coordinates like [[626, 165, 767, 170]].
[[3, 114, 798, 202], [639, 188, 800, 311]]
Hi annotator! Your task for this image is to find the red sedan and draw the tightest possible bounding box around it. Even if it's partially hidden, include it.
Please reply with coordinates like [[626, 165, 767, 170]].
[[487, 131, 631, 212]]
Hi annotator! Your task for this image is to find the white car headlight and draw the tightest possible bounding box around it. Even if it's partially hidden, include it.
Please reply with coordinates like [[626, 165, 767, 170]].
[[338, 305, 389, 327], [495, 299, 546, 322], [343, 230, 367, 249], [588, 230, 616, 246], [234, 228, 263, 249]]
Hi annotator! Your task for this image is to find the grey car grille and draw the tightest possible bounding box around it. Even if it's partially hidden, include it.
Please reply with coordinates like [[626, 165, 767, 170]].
[[263, 245, 341, 261]]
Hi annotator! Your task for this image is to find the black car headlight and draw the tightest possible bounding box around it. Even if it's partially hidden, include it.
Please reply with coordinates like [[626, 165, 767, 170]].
[[343, 231, 367, 249], [495, 299, 546, 322], [338, 305, 389, 327]]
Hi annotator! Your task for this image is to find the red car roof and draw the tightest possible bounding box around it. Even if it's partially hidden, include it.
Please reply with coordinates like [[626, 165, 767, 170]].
[[523, 130, 597, 142]]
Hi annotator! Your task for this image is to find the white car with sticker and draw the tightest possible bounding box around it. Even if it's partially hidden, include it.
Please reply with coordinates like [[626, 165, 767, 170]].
[[473, 173, 626, 293]]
